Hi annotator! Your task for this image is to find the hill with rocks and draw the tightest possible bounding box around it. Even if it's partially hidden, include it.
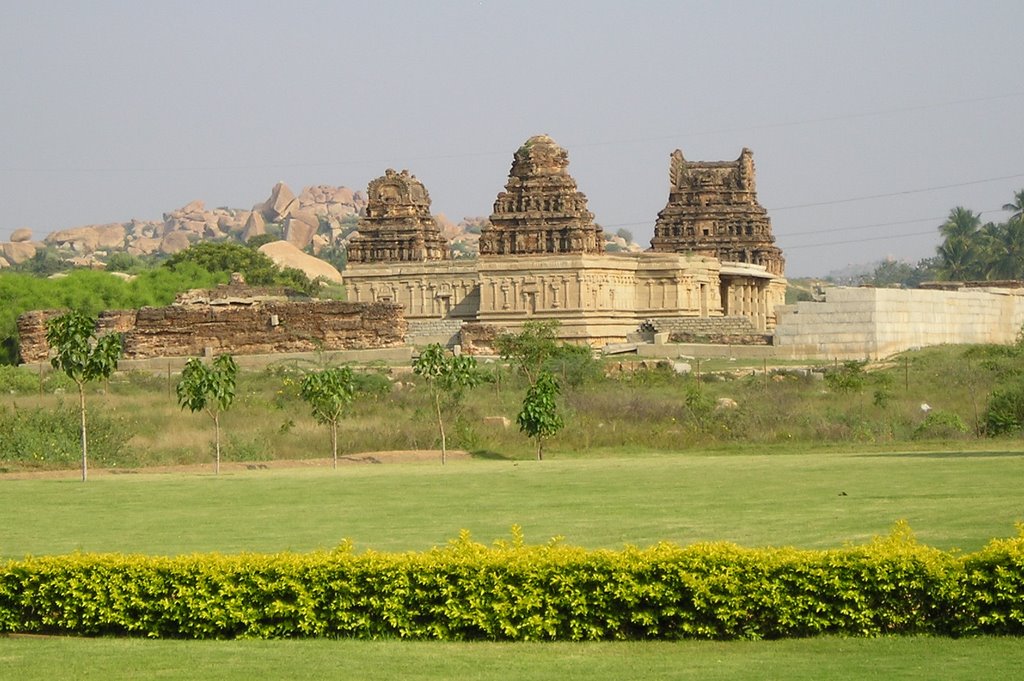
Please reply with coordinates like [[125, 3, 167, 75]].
[[0, 182, 644, 277]]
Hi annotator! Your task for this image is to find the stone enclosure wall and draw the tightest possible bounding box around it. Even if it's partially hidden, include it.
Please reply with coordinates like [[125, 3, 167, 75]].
[[18, 300, 406, 363], [773, 286, 1024, 359]]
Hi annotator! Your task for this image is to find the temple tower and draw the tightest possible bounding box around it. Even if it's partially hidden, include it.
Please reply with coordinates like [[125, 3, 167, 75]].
[[479, 134, 604, 256], [347, 169, 450, 263], [650, 148, 784, 275]]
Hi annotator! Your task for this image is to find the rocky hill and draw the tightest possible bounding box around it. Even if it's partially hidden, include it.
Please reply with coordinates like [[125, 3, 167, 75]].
[[0, 182, 644, 272]]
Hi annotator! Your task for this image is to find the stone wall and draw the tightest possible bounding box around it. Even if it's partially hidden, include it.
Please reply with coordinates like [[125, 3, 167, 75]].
[[773, 286, 1024, 359], [18, 300, 406, 363], [641, 316, 770, 345], [405, 318, 465, 347]]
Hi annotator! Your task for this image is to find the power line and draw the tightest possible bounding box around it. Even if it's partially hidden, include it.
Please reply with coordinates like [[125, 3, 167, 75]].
[[3, 92, 1022, 174], [783, 229, 939, 251], [770, 174, 1024, 211], [568, 92, 1024, 150]]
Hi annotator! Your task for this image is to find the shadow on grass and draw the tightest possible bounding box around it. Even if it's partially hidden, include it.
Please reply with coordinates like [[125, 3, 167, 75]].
[[470, 449, 513, 461], [857, 450, 1024, 459]]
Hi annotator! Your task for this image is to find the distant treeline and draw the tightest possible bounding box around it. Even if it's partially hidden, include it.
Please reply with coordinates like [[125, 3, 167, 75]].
[[856, 189, 1024, 288]]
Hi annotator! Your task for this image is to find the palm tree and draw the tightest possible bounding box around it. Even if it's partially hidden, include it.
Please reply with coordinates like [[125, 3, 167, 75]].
[[936, 236, 977, 281], [936, 207, 984, 281], [981, 220, 1024, 280], [1002, 189, 1024, 224], [939, 207, 982, 240]]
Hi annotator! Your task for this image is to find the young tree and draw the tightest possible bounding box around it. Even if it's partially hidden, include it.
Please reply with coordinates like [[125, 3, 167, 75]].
[[516, 370, 564, 461], [45, 310, 123, 482], [495, 320, 560, 384], [412, 343, 482, 464], [299, 366, 356, 469], [176, 354, 238, 474]]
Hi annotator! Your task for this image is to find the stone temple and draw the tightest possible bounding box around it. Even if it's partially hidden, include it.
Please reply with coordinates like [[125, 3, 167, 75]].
[[344, 134, 787, 345]]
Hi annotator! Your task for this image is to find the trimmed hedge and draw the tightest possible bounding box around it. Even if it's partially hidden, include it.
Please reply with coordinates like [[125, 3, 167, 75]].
[[1, 527, 1022, 640]]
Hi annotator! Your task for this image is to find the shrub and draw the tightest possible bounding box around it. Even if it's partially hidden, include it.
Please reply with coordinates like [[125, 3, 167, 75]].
[[0, 366, 40, 393], [913, 410, 969, 439], [985, 377, 1024, 435], [0, 403, 131, 467], [824, 360, 867, 393], [1, 527, 1021, 640]]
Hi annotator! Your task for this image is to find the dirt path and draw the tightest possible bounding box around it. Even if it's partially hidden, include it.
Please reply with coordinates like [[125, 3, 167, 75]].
[[0, 450, 471, 480]]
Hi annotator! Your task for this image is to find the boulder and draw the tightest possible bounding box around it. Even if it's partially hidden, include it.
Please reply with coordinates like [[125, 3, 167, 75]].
[[10, 228, 32, 243], [180, 199, 206, 214], [2, 241, 39, 264], [159, 231, 192, 255], [258, 240, 342, 284], [283, 210, 319, 250], [45, 223, 126, 253], [241, 210, 266, 242], [128, 236, 162, 256], [311, 233, 330, 254], [261, 182, 297, 222], [482, 416, 511, 428]]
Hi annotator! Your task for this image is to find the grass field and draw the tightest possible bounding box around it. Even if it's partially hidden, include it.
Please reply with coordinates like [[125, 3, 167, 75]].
[[4, 341, 1024, 678], [3, 450, 1024, 559], [3, 635, 1024, 681], [3, 451, 1024, 677]]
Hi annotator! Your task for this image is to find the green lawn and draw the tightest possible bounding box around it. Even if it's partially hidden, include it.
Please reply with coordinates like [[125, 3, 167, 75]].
[[2, 635, 1023, 680], [3, 449, 1024, 677], [2, 450, 1023, 559]]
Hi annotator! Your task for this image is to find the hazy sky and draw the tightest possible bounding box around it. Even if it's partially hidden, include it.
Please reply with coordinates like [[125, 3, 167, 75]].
[[2, 1, 1022, 276]]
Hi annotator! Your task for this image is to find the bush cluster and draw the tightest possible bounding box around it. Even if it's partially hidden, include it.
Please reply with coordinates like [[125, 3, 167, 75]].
[[1, 527, 1022, 640], [0, 403, 131, 467]]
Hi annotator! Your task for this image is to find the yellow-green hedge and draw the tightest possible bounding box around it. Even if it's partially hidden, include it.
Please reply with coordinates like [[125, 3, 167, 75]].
[[2, 528, 1022, 640]]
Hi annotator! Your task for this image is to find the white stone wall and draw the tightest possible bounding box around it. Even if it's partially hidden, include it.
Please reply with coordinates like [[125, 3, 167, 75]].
[[774, 286, 1024, 359]]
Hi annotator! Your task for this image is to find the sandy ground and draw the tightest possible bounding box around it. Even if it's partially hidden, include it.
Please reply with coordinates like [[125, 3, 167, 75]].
[[0, 450, 470, 480]]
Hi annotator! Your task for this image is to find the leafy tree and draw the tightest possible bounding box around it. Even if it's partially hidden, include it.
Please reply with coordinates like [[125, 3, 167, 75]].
[[299, 366, 356, 468], [12, 248, 72, 276], [517, 370, 563, 461], [495, 321, 561, 384], [163, 241, 315, 294], [615, 227, 634, 243], [104, 252, 147, 273], [824, 360, 868, 393], [245, 233, 277, 250], [45, 310, 123, 481], [412, 343, 482, 464], [176, 354, 238, 474]]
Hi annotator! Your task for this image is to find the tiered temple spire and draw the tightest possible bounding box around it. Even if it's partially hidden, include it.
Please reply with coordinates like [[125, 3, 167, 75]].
[[346, 169, 449, 263], [479, 134, 604, 256], [650, 148, 784, 275]]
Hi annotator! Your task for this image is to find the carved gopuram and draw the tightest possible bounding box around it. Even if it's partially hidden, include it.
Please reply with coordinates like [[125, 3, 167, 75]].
[[346, 169, 450, 263], [651, 148, 785, 275], [479, 134, 604, 256]]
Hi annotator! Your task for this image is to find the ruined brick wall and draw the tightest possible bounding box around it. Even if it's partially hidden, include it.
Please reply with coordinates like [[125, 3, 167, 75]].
[[459, 322, 504, 355], [17, 301, 407, 363], [16, 310, 57, 363]]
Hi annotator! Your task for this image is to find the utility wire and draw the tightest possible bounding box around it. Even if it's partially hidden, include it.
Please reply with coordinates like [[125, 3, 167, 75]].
[[3, 92, 1022, 174]]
